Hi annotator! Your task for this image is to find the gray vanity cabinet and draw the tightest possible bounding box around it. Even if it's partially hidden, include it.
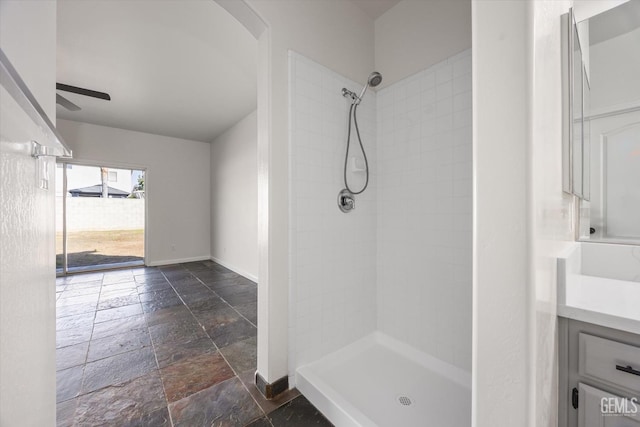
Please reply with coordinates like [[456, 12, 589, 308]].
[[559, 319, 640, 427]]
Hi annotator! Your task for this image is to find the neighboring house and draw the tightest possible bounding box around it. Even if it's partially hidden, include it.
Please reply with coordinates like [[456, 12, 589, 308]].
[[68, 185, 130, 198], [55, 164, 138, 197]]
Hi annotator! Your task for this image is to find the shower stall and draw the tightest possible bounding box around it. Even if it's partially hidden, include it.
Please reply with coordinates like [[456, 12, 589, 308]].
[[288, 48, 472, 426]]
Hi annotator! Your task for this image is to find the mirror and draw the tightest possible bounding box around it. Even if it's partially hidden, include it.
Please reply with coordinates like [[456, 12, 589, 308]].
[[571, 1, 640, 243]]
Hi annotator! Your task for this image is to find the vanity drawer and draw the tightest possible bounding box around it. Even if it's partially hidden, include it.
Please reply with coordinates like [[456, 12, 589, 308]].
[[579, 333, 640, 395]]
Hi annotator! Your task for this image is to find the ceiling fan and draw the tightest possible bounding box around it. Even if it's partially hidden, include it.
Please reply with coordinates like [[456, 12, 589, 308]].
[[56, 83, 111, 111]]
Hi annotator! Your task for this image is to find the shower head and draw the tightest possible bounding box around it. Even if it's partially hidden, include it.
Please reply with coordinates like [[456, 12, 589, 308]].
[[357, 71, 383, 103], [368, 72, 382, 87]]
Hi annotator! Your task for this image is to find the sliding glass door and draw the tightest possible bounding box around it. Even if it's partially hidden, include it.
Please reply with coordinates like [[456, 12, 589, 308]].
[[56, 162, 146, 274]]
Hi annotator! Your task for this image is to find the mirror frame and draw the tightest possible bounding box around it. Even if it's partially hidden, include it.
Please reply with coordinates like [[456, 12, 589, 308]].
[[562, 8, 589, 200], [561, 9, 574, 194], [582, 63, 590, 202]]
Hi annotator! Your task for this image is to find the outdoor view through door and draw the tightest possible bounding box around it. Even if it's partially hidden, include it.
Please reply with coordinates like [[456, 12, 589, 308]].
[[56, 163, 145, 273]]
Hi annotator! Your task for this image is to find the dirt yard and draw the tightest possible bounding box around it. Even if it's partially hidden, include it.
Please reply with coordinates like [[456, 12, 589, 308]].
[[56, 229, 144, 268]]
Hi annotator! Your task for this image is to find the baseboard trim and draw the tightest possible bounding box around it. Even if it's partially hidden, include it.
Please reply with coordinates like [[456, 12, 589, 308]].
[[147, 255, 212, 267], [210, 256, 258, 282], [255, 372, 289, 400]]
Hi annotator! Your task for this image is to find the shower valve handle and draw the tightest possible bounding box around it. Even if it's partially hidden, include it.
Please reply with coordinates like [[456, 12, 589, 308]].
[[337, 189, 355, 213]]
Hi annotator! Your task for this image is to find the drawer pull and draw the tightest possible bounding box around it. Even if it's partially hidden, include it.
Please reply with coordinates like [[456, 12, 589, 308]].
[[616, 365, 640, 376]]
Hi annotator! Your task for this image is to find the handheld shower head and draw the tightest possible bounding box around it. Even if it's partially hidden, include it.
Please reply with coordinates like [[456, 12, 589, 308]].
[[357, 71, 383, 103], [368, 72, 382, 87]]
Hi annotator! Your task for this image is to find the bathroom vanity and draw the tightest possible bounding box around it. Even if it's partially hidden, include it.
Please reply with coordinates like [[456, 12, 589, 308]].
[[558, 242, 640, 426]]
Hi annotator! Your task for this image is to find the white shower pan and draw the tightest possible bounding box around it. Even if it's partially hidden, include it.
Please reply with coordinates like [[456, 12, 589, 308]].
[[296, 332, 471, 427]]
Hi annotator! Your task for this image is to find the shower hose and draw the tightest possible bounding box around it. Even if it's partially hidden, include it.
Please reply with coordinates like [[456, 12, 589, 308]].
[[343, 102, 369, 195]]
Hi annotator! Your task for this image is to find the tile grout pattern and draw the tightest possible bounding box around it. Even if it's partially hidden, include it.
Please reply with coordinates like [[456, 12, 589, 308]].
[[56, 260, 331, 427], [289, 51, 378, 378], [376, 48, 473, 371]]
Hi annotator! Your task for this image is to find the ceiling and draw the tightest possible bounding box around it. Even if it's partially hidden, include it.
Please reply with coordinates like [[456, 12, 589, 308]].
[[56, 0, 257, 143], [350, 0, 402, 19]]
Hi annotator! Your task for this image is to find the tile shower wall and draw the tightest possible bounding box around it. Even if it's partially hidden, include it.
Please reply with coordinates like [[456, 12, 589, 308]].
[[289, 50, 472, 377], [376, 49, 472, 371], [289, 52, 377, 376]]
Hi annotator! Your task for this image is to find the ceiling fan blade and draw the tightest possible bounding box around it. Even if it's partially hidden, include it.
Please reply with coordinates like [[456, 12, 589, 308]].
[[56, 83, 111, 101], [56, 94, 81, 111]]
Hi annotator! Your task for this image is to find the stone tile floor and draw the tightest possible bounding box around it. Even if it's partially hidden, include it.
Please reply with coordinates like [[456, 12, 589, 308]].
[[56, 261, 332, 427]]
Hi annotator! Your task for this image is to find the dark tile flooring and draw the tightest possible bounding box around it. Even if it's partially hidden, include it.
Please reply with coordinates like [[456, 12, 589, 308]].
[[56, 261, 332, 427]]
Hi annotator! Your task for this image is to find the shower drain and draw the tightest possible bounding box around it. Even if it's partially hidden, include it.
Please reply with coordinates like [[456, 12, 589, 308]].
[[397, 395, 413, 407]]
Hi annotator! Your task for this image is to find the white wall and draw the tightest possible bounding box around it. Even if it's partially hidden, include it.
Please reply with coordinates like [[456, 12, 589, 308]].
[[210, 110, 258, 281], [377, 49, 472, 372], [289, 52, 377, 378], [245, 0, 375, 384], [0, 0, 57, 425], [472, 1, 530, 425], [375, 0, 471, 88], [57, 119, 211, 266]]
